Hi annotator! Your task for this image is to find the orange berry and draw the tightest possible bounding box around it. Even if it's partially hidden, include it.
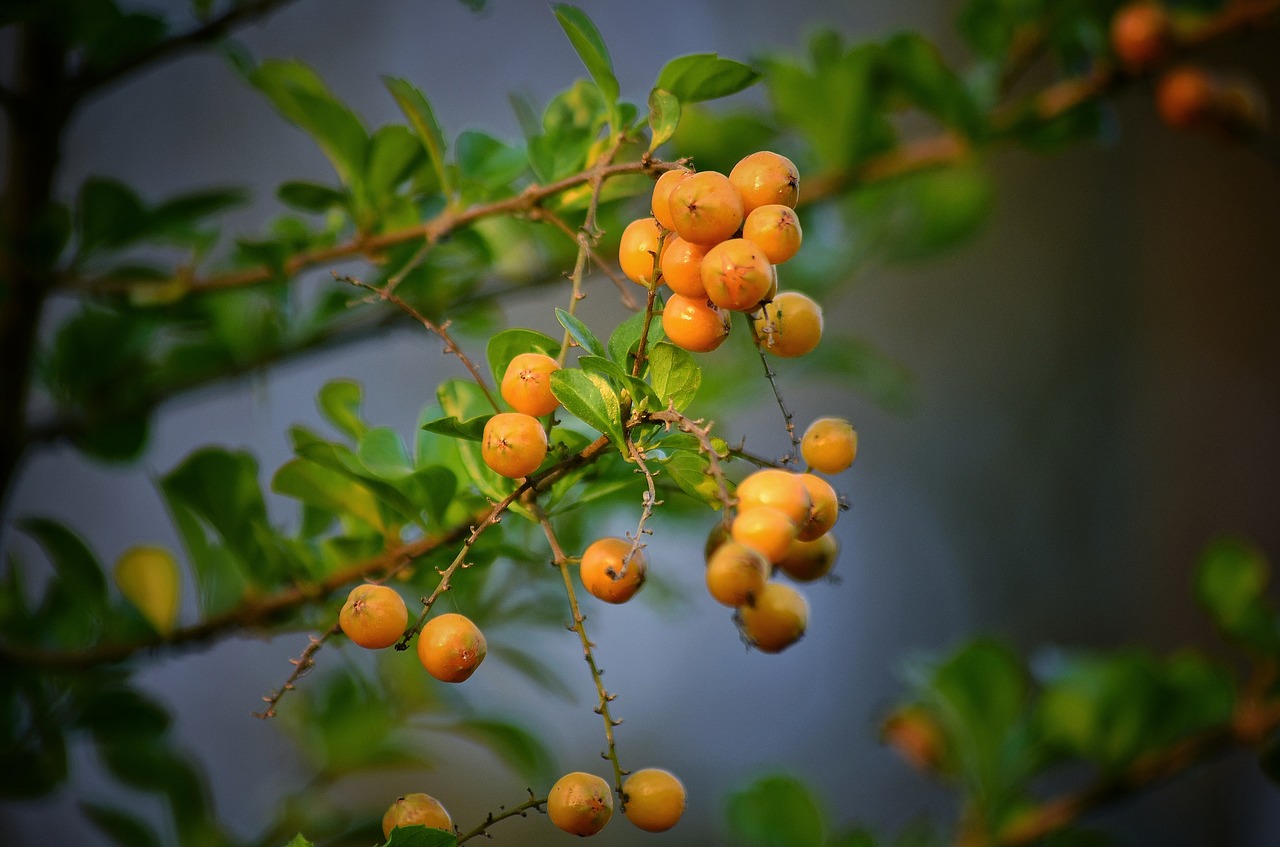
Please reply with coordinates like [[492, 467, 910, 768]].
[[548, 772, 614, 837], [735, 468, 812, 526], [796, 473, 839, 541], [668, 170, 744, 245], [623, 768, 686, 833], [501, 352, 560, 417], [650, 169, 689, 231], [482, 412, 548, 478], [659, 236, 710, 298], [731, 505, 798, 564], [742, 204, 803, 264], [777, 533, 838, 582], [705, 541, 770, 607], [753, 291, 823, 358], [338, 584, 409, 649], [619, 217, 665, 286], [729, 151, 799, 214], [701, 238, 774, 312], [661, 293, 731, 353], [417, 612, 487, 682], [1156, 65, 1216, 131], [1110, 3, 1171, 72], [382, 793, 452, 839], [801, 417, 857, 474], [580, 537, 647, 604], [736, 581, 809, 653]]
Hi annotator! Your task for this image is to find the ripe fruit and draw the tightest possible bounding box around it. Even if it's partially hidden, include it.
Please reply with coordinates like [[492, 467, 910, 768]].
[[417, 612, 487, 682], [482, 412, 548, 478], [1156, 65, 1216, 131], [736, 581, 809, 653], [1110, 3, 1170, 72], [658, 236, 710, 297], [650, 169, 688, 231], [579, 537, 647, 604], [801, 417, 857, 474], [661, 293, 731, 353], [623, 768, 687, 833], [742, 204, 803, 265], [735, 468, 812, 526], [501, 352, 560, 417], [382, 793, 452, 839], [701, 238, 774, 312], [339, 583, 409, 649], [618, 217, 665, 285], [114, 545, 181, 634], [705, 541, 770, 607], [729, 151, 799, 214], [777, 533, 839, 582], [548, 772, 614, 837], [753, 291, 823, 358], [731, 505, 798, 564], [796, 473, 839, 541], [667, 170, 744, 245]]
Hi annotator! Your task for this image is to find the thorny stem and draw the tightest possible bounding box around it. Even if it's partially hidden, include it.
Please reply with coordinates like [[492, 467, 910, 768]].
[[530, 500, 628, 800], [622, 435, 662, 571], [747, 311, 800, 463], [457, 790, 548, 844], [534, 208, 637, 314], [647, 408, 736, 513], [630, 277, 663, 379], [254, 621, 340, 719]]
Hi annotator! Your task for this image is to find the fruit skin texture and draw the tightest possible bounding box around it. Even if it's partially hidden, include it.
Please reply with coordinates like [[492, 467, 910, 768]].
[[736, 581, 809, 653], [735, 468, 812, 527], [618, 217, 665, 285], [382, 793, 452, 839], [801, 417, 857, 474], [796, 473, 839, 541], [114, 545, 181, 634], [701, 238, 775, 312], [753, 291, 823, 358], [482, 412, 548, 478], [580, 537, 647, 604], [548, 772, 614, 837], [777, 533, 839, 582], [622, 768, 687, 833], [729, 150, 800, 214], [417, 612, 487, 682], [1110, 3, 1170, 71], [501, 352, 560, 417], [339, 583, 409, 649], [650, 169, 688, 231], [705, 541, 770, 607], [731, 505, 798, 564], [661, 293, 731, 353], [668, 170, 744, 245], [659, 236, 710, 297], [742, 204, 803, 265]]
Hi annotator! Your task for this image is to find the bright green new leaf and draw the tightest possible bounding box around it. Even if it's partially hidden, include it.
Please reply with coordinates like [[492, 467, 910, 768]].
[[271, 459, 387, 534], [383, 826, 458, 847], [661, 447, 722, 508], [552, 4, 620, 114], [556, 307, 609, 359], [648, 342, 700, 411], [647, 87, 680, 152], [420, 414, 492, 442], [550, 369, 624, 446], [1195, 536, 1279, 653], [357, 427, 414, 479], [725, 773, 826, 847], [655, 53, 760, 103], [279, 835, 316, 847], [383, 76, 452, 198], [317, 379, 367, 442]]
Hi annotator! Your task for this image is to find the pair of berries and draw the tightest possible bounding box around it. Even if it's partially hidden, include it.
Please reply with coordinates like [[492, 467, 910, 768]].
[[338, 584, 486, 683]]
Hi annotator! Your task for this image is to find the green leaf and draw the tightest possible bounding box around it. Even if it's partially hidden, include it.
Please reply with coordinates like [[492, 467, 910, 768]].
[[82, 802, 163, 847], [556, 308, 608, 359], [77, 177, 148, 255], [486, 328, 561, 384], [420, 415, 492, 442], [848, 165, 994, 262], [357, 427, 414, 480], [383, 827, 458, 847], [1195, 537, 1279, 653], [456, 131, 528, 197], [648, 342, 700, 411], [655, 53, 761, 103], [406, 466, 458, 524], [608, 309, 664, 369], [278, 180, 347, 213], [577, 355, 659, 410], [250, 60, 368, 188], [647, 88, 681, 152], [882, 32, 985, 139], [317, 379, 368, 442], [661, 447, 722, 507], [726, 774, 826, 847], [452, 718, 555, 785], [364, 123, 426, 198], [384, 76, 452, 198], [279, 835, 316, 847], [550, 369, 623, 445], [149, 187, 247, 231], [272, 459, 388, 533], [18, 517, 107, 608], [552, 4, 619, 114]]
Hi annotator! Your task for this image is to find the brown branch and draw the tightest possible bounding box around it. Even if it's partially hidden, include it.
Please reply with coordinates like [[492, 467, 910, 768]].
[[254, 621, 340, 719], [457, 790, 548, 844], [621, 435, 661, 571], [647, 408, 736, 512]]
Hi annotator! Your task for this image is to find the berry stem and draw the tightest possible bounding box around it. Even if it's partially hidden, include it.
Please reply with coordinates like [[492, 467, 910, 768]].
[[622, 434, 662, 571], [457, 790, 548, 844], [747, 312, 801, 462]]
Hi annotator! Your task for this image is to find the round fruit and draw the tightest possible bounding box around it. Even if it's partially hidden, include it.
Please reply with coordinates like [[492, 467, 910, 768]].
[[661, 293, 731, 353], [114, 545, 181, 634], [796, 473, 839, 541], [1110, 3, 1170, 71], [650, 169, 689, 231], [729, 151, 799, 214], [339, 583, 409, 649], [736, 581, 809, 653], [548, 772, 614, 837], [801, 417, 857, 474], [659, 236, 710, 297], [1156, 65, 1216, 131], [580, 537, 647, 604], [701, 238, 775, 312], [382, 793, 452, 839], [705, 541, 771, 607], [731, 505, 798, 564], [735, 468, 812, 526], [482, 412, 548, 478], [623, 768, 687, 833], [777, 533, 838, 582], [619, 217, 665, 285], [501, 352, 560, 417], [667, 170, 745, 245], [742, 204, 803, 265], [417, 612, 487, 682], [753, 291, 823, 358]]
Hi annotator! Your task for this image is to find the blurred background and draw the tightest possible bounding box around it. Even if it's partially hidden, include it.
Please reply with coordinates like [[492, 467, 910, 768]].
[[3, 0, 1279, 844]]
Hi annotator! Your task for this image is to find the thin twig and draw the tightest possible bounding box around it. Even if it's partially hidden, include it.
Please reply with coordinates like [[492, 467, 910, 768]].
[[647, 408, 735, 512], [533, 208, 637, 313], [622, 435, 662, 570], [254, 621, 340, 719], [747, 310, 800, 464], [457, 790, 548, 844]]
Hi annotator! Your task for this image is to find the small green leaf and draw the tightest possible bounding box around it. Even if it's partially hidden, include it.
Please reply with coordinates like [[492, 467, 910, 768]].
[[577, 355, 659, 410], [456, 131, 528, 196], [357, 427, 414, 480], [364, 123, 426, 199], [420, 415, 492, 442], [271, 459, 388, 533], [18, 517, 107, 608], [383, 76, 452, 197], [278, 181, 347, 213], [550, 369, 623, 445], [661, 447, 722, 507], [1195, 537, 1279, 652], [648, 342, 700, 411], [486, 328, 561, 384], [383, 826, 458, 847], [279, 835, 316, 847], [726, 773, 825, 847], [77, 177, 148, 255], [552, 4, 619, 114], [608, 309, 663, 369], [82, 803, 163, 847], [556, 308, 608, 359], [655, 53, 761, 103], [317, 379, 367, 442], [647, 88, 681, 152]]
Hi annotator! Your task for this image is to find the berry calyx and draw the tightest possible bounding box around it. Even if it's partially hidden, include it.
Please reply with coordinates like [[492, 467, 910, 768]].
[[667, 170, 745, 245], [482, 412, 549, 479], [548, 772, 614, 837], [753, 291, 824, 358], [338, 583, 409, 649], [501, 352, 560, 417], [417, 612, 487, 682], [701, 238, 775, 312]]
